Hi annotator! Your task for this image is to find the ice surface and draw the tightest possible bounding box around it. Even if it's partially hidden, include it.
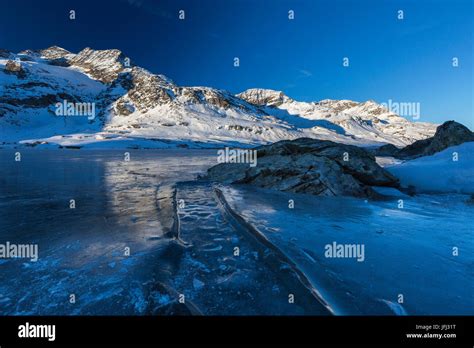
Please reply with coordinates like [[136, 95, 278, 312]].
[[218, 185, 474, 315], [0, 149, 215, 314], [0, 148, 471, 315]]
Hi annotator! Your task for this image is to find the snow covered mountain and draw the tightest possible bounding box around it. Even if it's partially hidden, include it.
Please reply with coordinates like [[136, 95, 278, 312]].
[[237, 89, 436, 146], [0, 46, 437, 148]]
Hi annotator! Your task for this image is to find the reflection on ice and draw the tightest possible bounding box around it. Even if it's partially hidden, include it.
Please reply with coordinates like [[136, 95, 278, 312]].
[[0, 149, 472, 315], [0, 149, 215, 315]]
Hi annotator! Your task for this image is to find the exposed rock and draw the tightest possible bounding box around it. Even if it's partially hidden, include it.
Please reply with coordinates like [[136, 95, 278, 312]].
[[317, 99, 359, 113], [206, 138, 399, 197], [114, 99, 135, 116], [17, 49, 40, 59], [5, 60, 22, 72], [48, 57, 70, 67], [237, 88, 290, 107], [397, 121, 474, 159], [4, 60, 26, 78], [372, 143, 401, 157], [110, 68, 261, 116], [13, 46, 72, 66], [39, 46, 72, 60], [118, 67, 175, 112], [69, 47, 129, 83], [0, 93, 77, 108], [187, 87, 258, 111]]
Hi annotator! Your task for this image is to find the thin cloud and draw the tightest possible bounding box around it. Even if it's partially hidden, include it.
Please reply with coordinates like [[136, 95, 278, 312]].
[[298, 69, 313, 77]]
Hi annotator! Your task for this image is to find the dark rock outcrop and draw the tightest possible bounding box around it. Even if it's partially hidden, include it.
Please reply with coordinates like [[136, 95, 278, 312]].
[[372, 143, 401, 157], [396, 121, 474, 159], [48, 57, 70, 67], [206, 138, 399, 197], [0, 93, 78, 108]]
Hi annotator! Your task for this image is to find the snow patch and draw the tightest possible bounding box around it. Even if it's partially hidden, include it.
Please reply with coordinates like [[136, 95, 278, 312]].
[[387, 142, 474, 194]]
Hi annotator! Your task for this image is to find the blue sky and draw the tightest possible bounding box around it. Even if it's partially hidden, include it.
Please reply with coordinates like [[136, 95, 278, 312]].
[[0, 0, 472, 128]]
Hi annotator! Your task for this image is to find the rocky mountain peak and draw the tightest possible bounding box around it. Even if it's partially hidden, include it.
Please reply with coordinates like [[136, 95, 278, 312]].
[[38, 46, 72, 60], [237, 88, 290, 107], [111, 72, 261, 116], [433, 120, 472, 138], [69, 47, 130, 83]]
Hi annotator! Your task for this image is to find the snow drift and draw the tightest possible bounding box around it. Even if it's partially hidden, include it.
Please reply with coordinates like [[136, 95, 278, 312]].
[[387, 142, 474, 194]]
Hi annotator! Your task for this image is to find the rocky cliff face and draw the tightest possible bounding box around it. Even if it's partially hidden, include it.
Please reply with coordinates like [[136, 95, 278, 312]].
[[110, 67, 261, 115], [68, 47, 129, 83], [206, 138, 399, 197]]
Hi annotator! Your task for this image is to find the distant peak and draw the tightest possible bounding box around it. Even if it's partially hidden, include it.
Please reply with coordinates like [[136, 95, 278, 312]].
[[240, 88, 287, 97], [39, 46, 72, 60], [317, 99, 359, 110], [237, 88, 290, 107], [42, 45, 70, 53]]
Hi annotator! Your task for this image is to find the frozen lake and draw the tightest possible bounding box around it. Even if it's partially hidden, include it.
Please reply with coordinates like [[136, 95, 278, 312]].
[[0, 149, 472, 315]]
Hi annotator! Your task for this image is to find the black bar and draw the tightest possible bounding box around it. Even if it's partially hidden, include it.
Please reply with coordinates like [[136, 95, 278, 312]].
[[0, 316, 472, 346]]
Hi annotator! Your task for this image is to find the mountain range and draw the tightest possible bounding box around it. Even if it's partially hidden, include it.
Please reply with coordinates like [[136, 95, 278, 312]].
[[0, 46, 438, 148]]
